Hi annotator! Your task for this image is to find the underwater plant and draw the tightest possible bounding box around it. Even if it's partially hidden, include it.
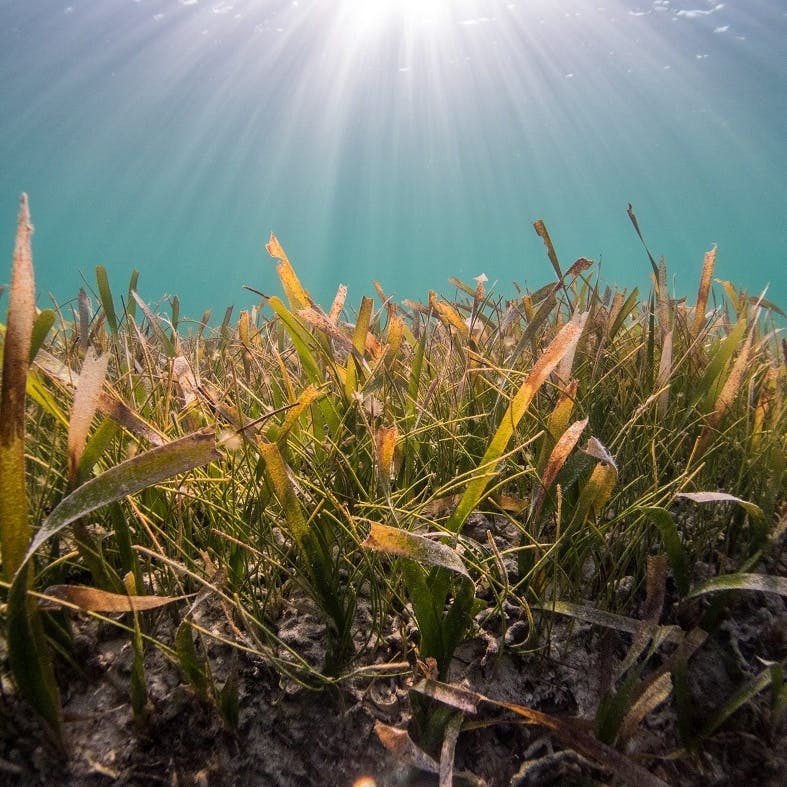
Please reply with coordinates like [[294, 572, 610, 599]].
[[0, 195, 784, 784]]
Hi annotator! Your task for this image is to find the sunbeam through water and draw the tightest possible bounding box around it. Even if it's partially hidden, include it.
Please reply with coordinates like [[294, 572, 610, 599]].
[[0, 0, 784, 316]]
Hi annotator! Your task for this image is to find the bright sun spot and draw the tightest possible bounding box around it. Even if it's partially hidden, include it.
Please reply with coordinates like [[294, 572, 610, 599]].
[[340, 0, 454, 37]]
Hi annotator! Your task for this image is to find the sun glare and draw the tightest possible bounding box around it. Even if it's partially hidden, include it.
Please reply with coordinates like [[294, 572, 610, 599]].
[[340, 0, 454, 37]]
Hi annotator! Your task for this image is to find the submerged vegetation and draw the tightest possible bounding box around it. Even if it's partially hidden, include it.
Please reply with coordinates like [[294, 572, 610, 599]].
[[1, 194, 785, 784]]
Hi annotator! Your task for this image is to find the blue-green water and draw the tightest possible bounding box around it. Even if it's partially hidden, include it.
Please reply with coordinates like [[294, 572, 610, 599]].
[[1, 0, 785, 319]]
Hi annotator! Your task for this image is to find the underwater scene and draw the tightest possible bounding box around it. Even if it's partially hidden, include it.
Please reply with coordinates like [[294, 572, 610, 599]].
[[1, 0, 785, 316], [2, 3, 786, 784]]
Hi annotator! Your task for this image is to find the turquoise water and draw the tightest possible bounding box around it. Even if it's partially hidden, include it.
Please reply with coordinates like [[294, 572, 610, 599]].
[[1, 0, 785, 319]]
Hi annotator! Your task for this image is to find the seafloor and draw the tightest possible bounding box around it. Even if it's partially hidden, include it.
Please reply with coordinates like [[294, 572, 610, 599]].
[[2, 514, 785, 786]]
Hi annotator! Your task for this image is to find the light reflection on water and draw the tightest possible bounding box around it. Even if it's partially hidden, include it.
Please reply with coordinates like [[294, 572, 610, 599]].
[[0, 0, 784, 317]]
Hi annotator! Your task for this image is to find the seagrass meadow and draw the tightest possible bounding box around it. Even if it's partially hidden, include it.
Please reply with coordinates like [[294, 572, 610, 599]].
[[1, 193, 785, 785]]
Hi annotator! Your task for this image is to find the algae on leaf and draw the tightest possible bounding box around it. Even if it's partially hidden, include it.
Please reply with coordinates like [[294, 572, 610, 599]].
[[0, 194, 36, 580]]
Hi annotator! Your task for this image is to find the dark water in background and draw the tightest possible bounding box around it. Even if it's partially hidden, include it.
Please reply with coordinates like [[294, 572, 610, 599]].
[[1, 0, 785, 319]]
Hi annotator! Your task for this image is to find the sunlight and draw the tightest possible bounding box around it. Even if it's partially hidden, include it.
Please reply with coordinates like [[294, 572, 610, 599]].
[[339, 0, 454, 37]]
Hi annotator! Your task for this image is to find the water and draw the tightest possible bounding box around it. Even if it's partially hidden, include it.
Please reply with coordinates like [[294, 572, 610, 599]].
[[1, 0, 785, 319]]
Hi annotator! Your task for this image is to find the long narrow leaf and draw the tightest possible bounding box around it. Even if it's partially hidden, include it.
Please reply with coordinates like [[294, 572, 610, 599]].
[[0, 194, 35, 579], [29, 309, 55, 363], [130, 614, 148, 716], [698, 661, 785, 741], [131, 291, 176, 358], [693, 317, 757, 460], [25, 369, 68, 428], [1, 195, 63, 742], [627, 203, 659, 278], [7, 569, 62, 740], [645, 507, 690, 598], [429, 291, 470, 340], [692, 245, 716, 336], [686, 573, 787, 599], [413, 679, 670, 787], [271, 384, 324, 444], [374, 425, 399, 490], [95, 265, 119, 335], [447, 313, 587, 533], [531, 417, 588, 522], [677, 491, 764, 521], [39, 584, 189, 612], [19, 429, 220, 568], [267, 296, 323, 385], [346, 295, 375, 397], [533, 219, 562, 280], [67, 348, 110, 483], [33, 349, 167, 445], [125, 269, 139, 322], [176, 620, 209, 699], [7, 429, 218, 735], [535, 599, 685, 644], [618, 673, 673, 743], [362, 523, 469, 579], [694, 318, 747, 411], [257, 441, 309, 550], [266, 232, 313, 311]]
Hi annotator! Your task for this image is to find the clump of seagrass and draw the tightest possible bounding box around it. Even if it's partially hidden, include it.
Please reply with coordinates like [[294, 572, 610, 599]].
[[1, 196, 784, 785]]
